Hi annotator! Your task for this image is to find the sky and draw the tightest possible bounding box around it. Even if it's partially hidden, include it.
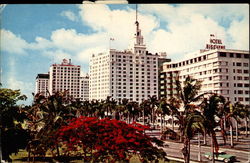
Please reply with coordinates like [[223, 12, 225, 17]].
[[0, 4, 249, 105]]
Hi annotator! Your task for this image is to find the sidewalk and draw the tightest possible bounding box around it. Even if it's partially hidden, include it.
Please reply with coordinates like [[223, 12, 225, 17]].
[[167, 156, 200, 163]]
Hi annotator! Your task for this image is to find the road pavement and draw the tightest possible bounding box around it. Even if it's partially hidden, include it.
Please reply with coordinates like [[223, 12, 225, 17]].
[[146, 130, 250, 162]]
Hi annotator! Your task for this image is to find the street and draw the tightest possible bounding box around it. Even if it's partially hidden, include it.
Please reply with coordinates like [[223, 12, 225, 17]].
[[146, 130, 250, 162]]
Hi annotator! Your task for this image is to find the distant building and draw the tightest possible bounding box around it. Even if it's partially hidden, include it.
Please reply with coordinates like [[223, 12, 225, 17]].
[[80, 75, 89, 101], [35, 59, 89, 101], [89, 10, 167, 103], [35, 73, 49, 97], [161, 48, 250, 106]]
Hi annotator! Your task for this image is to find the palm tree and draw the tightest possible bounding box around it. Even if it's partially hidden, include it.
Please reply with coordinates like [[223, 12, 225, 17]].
[[29, 90, 76, 157], [157, 98, 170, 132], [175, 76, 207, 163], [200, 94, 225, 163], [236, 104, 250, 137], [182, 111, 206, 163], [166, 97, 180, 131], [148, 95, 158, 128], [139, 99, 152, 125]]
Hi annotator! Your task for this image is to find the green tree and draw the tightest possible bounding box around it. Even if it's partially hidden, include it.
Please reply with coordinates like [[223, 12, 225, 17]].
[[200, 94, 224, 163], [175, 76, 206, 163], [28, 91, 75, 158], [182, 111, 205, 163], [0, 88, 29, 161]]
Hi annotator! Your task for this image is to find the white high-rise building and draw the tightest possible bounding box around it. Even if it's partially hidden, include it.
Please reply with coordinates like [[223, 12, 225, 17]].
[[35, 74, 49, 97], [161, 49, 250, 106], [89, 11, 166, 103], [35, 59, 89, 101]]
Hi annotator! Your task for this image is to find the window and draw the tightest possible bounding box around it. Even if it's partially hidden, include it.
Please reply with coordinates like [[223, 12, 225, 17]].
[[244, 70, 249, 74], [244, 54, 249, 58], [237, 76, 242, 80], [238, 90, 243, 94], [219, 52, 227, 57], [238, 97, 244, 101], [237, 83, 243, 87], [243, 63, 249, 67], [230, 53, 234, 58], [237, 69, 242, 73], [236, 62, 242, 66], [236, 53, 241, 58]]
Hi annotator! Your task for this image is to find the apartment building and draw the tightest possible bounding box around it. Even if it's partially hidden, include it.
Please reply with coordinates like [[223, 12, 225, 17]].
[[161, 49, 250, 106], [89, 15, 167, 103], [35, 59, 89, 101], [35, 73, 49, 97]]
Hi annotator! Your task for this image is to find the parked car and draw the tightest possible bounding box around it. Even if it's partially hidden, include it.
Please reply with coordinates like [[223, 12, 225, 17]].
[[204, 151, 236, 163]]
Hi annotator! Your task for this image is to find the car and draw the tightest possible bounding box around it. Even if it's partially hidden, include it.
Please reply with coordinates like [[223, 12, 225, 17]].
[[204, 151, 236, 163]]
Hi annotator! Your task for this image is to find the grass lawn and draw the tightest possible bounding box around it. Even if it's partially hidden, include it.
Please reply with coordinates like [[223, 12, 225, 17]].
[[10, 150, 182, 163]]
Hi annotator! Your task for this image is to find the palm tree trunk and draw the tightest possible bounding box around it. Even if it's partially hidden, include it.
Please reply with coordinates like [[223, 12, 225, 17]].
[[245, 117, 248, 137], [56, 144, 60, 157], [188, 139, 190, 163], [203, 130, 207, 145], [172, 114, 174, 131], [211, 136, 215, 163], [183, 137, 189, 163], [143, 109, 145, 125], [198, 132, 201, 161], [235, 120, 238, 141], [161, 114, 163, 133], [230, 125, 234, 147]]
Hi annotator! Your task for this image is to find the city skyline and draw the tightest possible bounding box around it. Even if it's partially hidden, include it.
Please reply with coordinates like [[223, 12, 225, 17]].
[[0, 4, 249, 104]]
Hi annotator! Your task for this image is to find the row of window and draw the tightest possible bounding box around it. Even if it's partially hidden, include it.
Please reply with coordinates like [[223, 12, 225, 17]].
[[234, 97, 249, 102], [234, 90, 250, 94], [233, 69, 249, 74], [219, 52, 249, 58], [53, 67, 80, 70], [233, 62, 249, 67]]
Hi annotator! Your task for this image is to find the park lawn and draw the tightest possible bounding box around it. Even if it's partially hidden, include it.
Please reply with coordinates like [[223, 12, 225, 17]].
[[10, 150, 182, 163]]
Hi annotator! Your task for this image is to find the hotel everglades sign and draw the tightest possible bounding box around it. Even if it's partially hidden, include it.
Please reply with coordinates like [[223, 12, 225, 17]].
[[206, 34, 226, 50]]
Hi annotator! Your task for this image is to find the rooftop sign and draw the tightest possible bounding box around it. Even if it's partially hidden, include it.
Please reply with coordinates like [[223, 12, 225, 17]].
[[205, 34, 226, 50]]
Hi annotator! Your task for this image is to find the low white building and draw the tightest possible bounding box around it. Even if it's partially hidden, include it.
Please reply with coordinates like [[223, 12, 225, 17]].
[[161, 48, 250, 106]]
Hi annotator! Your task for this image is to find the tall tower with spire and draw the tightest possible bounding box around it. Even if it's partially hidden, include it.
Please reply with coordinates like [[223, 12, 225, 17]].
[[129, 4, 146, 54], [90, 4, 163, 103]]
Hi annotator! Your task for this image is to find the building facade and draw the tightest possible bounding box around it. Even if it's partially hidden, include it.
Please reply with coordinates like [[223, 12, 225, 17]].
[[80, 75, 90, 101], [35, 59, 89, 101], [35, 73, 49, 97], [89, 16, 167, 103], [161, 49, 250, 106]]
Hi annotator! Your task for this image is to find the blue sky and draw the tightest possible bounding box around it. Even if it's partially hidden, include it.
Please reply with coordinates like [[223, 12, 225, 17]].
[[0, 4, 249, 105]]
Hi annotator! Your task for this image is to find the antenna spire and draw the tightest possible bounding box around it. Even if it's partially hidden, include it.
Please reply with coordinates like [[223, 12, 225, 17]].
[[136, 4, 138, 23]]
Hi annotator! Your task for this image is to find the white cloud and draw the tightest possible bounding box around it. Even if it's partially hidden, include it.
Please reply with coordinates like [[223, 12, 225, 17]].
[[2, 4, 249, 63], [42, 50, 72, 63], [7, 77, 34, 105], [50, 28, 108, 52], [0, 29, 29, 54], [227, 16, 249, 50], [78, 4, 159, 51], [76, 46, 107, 64], [60, 10, 78, 22]]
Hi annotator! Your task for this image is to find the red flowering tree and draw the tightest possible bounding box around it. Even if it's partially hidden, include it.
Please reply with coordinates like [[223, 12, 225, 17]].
[[55, 116, 167, 162]]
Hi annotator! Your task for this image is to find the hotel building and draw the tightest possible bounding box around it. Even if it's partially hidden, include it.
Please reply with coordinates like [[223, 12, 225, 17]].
[[35, 59, 89, 101], [160, 48, 250, 106], [89, 16, 167, 103]]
